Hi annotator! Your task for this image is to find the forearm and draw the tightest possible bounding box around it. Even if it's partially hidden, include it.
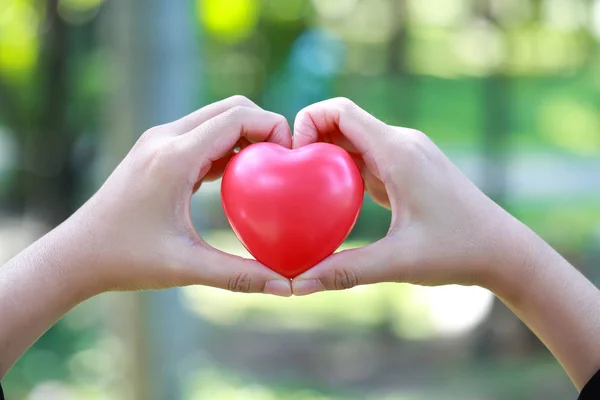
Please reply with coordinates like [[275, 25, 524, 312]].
[[0, 219, 99, 379], [0, 98, 296, 379], [487, 219, 600, 390]]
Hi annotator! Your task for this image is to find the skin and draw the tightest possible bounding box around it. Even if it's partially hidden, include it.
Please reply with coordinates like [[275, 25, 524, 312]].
[[0, 96, 599, 393], [291, 98, 600, 391], [0, 96, 293, 378]]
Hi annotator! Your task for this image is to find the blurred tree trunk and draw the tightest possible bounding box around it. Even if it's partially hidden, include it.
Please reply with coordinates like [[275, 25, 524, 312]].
[[386, 0, 415, 126], [472, 0, 542, 360], [100, 1, 203, 399], [4, 0, 78, 226]]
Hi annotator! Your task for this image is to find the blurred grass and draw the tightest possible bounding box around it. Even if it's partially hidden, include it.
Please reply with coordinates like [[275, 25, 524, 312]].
[[186, 357, 573, 400]]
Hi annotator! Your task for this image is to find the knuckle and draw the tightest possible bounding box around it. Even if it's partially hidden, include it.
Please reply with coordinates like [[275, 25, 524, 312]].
[[139, 140, 180, 176], [138, 126, 164, 143], [227, 272, 252, 293], [333, 97, 357, 112], [333, 267, 360, 290], [227, 95, 255, 108], [294, 108, 313, 130], [223, 105, 248, 120], [395, 131, 433, 165], [273, 113, 288, 128], [294, 108, 307, 121], [145, 125, 164, 136], [403, 128, 429, 142]]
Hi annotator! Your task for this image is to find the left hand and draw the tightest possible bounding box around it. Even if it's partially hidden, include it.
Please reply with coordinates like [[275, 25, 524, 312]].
[[289, 98, 519, 295]]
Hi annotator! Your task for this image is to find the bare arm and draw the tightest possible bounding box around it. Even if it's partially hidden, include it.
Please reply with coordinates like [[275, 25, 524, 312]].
[[290, 97, 600, 391], [0, 220, 98, 377], [0, 96, 292, 379], [490, 222, 600, 390]]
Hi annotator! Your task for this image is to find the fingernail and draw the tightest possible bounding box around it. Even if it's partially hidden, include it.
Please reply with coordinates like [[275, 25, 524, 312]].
[[292, 279, 326, 296], [264, 280, 292, 297]]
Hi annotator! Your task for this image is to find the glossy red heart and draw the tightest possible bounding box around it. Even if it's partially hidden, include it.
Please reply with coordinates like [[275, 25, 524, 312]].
[[221, 142, 364, 279]]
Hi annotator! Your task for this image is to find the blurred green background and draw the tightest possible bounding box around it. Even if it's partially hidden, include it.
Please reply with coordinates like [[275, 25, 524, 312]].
[[1, 0, 600, 399]]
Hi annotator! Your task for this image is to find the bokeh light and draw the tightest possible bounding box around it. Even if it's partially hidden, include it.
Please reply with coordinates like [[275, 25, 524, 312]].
[[199, 0, 259, 43], [0, 0, 39, 80]]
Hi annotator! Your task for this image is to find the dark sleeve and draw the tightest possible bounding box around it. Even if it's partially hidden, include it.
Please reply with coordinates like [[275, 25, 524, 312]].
[[0, 381, 4, 400], [579, 369, 600, 399]]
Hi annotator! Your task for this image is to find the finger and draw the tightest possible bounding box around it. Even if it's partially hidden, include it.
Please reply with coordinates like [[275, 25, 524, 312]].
[[291, 237, 399, 295], [177, 106, 292, 167], [201, 153, 235, 182], [363, 167, 391, 209], [200, 137, 254, 183], [293, 98, 391, 157], [180, 245, 292, 296], [192, 180, 202, 194], [167, 95, 261, 135]]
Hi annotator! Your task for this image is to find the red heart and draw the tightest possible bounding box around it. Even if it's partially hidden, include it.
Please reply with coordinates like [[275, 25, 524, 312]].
[[221, 142, 364, 279]]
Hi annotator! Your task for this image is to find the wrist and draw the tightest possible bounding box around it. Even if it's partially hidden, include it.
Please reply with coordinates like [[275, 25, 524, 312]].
[[0, 214, 106, 377], [478, 215, 552, 304], [38, 216, 107, 302]]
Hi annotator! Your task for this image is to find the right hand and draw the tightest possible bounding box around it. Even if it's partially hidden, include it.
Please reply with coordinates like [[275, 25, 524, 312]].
[[54, 96, 293, 296], [291, 98, 530, 295]]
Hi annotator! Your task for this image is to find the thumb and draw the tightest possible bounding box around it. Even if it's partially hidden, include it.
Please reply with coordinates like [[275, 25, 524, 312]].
[[179, 244, 292, 296], [291, 237, 398, 296]]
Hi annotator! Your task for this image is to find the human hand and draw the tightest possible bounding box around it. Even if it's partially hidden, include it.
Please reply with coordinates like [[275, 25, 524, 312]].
[[58, 96, 293, 296], [291, 98, 525, 295]]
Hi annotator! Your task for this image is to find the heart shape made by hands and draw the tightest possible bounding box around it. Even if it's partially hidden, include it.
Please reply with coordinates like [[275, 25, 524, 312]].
[[221, 142, 364, 279]]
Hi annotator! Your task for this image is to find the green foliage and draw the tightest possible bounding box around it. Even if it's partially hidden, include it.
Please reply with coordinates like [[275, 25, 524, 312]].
[[0, 0, 40, 82], [347, 195, 391, 242], [5, 318, 102, 397]]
